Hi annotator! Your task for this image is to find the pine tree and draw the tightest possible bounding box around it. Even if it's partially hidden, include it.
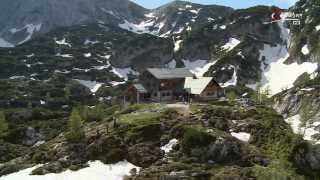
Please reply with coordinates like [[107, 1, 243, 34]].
[[66, 108, 85, 143], [0, 111, 8, 141]]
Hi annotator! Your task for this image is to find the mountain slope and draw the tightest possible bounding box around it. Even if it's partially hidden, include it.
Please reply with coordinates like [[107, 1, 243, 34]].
[[0, 0, 147, 46], [0, 23, 173, 82]]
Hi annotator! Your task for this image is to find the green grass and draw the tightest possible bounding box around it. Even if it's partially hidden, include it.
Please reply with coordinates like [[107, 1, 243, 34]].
[[119, 112, 163, 126]]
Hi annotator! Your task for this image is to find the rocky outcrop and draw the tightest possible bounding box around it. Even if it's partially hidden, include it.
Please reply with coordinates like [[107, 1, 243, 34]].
[[128, 142, 162, 168], [292, 142, 320, 177], [86, 136, 127, 164], [273, 86, 320, 119]]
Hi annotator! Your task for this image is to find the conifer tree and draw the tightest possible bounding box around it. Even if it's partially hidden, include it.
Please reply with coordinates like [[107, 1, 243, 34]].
[[66, 108, 85, 143]]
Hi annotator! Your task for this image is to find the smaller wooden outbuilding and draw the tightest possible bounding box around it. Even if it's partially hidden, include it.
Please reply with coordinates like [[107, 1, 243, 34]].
[[184, 77, 224, 101], [126, 83, 148, 103]]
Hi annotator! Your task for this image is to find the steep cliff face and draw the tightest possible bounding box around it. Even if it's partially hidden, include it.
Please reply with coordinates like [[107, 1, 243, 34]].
[[273, 74, 320, 143]]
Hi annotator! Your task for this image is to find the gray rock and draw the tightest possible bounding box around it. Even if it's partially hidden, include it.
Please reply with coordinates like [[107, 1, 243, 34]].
[[22, 127, 43, 146]]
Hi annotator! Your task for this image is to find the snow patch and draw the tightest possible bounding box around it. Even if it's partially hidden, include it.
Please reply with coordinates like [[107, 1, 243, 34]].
[[109, 81, 126, 86], [84, 39, 99, 45], [118, 19, 161, 34], [144, 12, 155, 18], [219, 25, 226, 30], [0, 161, 139, 180], [26, 53, 35, 58], [17, 24, 42, 45], [174, 40, 183, 52], [221, 38, 241, 52], [285, 115, 320, 144], [75, 79, 103, 93], [84, 53, 92, 58], [300, 88, 314, 91], [237, 51, 245, 59], [231, 132, 251, 142], [189, 8, 201, 14], [9, 76, 25, 80], [173, 26, 184, 34], [183, 59, 217, 77], [161, 139, 178, 154], [316, 25, 320, 31], [301, 44, 310, 55], [56, 53, 73, 58], [208, 17, 215, 22], [0, 37, 14, 47], [55, 38, 71, 47], [111, 67, 139, 81]]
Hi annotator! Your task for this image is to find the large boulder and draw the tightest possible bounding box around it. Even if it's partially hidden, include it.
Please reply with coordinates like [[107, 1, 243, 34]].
[[189, 137, 242, 164]]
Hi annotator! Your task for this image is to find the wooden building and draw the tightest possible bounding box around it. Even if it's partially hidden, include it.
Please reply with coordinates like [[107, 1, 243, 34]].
[[184, 77, 224, 101], [127, 68, 224, 103]]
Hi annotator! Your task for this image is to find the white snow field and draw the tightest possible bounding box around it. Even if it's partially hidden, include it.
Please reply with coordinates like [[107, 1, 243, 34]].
[[248, 14, 318, 95], [285, 115, 320, 144], [161, 139, 178, 154], [0, 161, 139, 180], [231, 132, 251, 142], [183, 59, 217, 77], [259, 43, 317, 95], [118, 15, 165, 36]]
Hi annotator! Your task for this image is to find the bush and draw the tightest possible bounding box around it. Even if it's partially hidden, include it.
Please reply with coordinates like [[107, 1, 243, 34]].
[[182, 127, 214, 150], [65, 108, 85, 143], [252, 160, 304, 180]]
